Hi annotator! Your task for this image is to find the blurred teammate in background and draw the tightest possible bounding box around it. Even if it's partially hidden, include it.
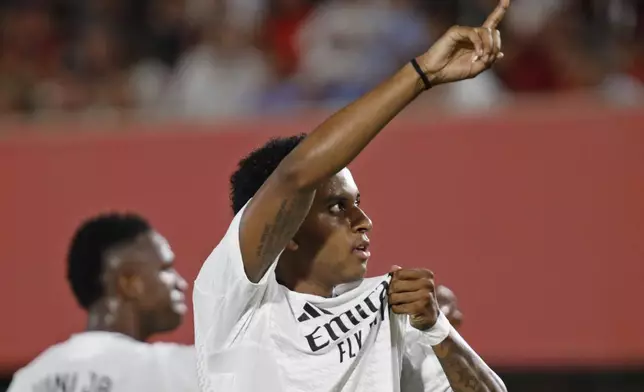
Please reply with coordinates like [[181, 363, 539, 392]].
[[436, 285, 463, 330], [414, 285, 464, 388], [8, 213, 197, 392], [193, 1, 509, 391]]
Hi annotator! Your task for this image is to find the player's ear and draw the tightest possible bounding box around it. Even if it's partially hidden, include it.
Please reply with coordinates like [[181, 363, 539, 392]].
[[115, 263, 145, 301], [104, 249, 145, 301]]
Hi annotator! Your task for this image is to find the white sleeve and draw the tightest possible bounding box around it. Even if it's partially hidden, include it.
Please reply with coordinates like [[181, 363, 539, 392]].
[[401, 324, 453, 392], [193, 201, 280, 350], [6, 370, 26, 392]]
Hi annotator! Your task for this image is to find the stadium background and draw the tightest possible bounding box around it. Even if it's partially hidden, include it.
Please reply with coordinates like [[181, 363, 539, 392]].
[[1, 0, 644, 390]]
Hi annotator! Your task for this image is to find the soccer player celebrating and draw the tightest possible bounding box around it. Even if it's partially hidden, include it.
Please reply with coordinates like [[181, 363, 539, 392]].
[[193, 2, 510, 391], [9, 214, 197, 392]]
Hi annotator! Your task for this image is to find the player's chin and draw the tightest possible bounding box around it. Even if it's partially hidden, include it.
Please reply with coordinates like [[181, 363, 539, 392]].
[[163, 303, 187, 329], [163, 312, 183, 331], [344, 257, 368, 281]]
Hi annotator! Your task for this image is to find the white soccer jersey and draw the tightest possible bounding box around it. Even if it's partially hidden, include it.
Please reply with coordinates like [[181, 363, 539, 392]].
[[8, 332, 198, 392], [193, 203, 452, 392]]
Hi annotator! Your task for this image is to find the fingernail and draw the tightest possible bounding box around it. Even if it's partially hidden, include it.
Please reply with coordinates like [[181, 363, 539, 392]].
[[471, 55, 479, 63], [498, 52, 505, 59]]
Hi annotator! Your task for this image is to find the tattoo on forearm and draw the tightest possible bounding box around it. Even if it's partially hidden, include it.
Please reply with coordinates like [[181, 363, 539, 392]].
[[433, 336, 505, 392], [256, 199, 287, 258], [255, 196, 311, 263]]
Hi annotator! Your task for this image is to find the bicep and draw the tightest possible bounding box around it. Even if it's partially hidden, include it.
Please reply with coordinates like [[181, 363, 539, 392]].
[[239, 171, 315, 283], [194, 186, 303, 350]]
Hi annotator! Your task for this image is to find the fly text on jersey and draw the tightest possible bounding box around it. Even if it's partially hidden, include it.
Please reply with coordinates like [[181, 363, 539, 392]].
[[304, 280, 390, 363]]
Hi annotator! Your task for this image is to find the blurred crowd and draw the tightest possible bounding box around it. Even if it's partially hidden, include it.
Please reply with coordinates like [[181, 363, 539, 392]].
[[0, 0, 643, 119]]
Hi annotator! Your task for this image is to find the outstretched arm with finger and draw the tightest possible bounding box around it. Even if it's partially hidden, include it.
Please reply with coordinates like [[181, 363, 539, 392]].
[[393, 5, 510, 391], [237, 0, 508, 287]]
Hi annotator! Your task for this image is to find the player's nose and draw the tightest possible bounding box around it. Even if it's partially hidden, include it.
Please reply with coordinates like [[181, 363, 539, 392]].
[[353, 208, 373, 233]]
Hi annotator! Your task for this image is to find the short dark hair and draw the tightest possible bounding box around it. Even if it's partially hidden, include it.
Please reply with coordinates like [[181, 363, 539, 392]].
[[67, 213, 151, 310], [230, 134, 306, 214]]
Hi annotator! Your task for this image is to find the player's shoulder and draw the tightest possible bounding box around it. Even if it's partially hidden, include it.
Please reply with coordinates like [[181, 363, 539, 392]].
[[52, 332, 153, 359], [148, 342, 195, 363], [195, 202, 249, 287], [147, 343, 196, 378], [10, 332, 156, 388]]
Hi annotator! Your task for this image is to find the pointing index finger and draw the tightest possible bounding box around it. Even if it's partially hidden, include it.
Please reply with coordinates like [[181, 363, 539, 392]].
[[482, 0, 510, 29]]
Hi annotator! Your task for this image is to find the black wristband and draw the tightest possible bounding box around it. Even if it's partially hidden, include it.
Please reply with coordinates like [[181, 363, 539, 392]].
[[410, 58, 431, 90]]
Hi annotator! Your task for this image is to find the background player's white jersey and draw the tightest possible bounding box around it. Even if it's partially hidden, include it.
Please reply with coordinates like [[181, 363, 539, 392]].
[[8, 331, 197, 392]]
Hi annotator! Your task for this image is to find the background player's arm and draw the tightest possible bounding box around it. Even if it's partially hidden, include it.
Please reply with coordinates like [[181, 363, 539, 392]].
[[239, 5, 507, 282]]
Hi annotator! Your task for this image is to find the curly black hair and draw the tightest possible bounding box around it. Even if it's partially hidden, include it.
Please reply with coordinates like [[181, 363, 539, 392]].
[[230, 134, 307, 214], [67, 213, 151, 310]]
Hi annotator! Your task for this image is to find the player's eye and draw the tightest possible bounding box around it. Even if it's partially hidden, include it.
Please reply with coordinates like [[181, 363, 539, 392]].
[[329, 202, 344, 214]]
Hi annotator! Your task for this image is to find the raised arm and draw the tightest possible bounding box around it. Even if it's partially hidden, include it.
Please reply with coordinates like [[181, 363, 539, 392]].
[[239, 5, 507, 282], [390, 5, 511, 391]]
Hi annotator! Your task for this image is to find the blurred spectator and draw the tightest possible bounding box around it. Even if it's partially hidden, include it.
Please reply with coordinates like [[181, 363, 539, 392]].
[[35, 24, 135, 116], [130, 0, 194, 114], [295, 0, 393, 103], [436, 72, 509, 111], [0, 4, 63, 115], [144, 0, 193, 68], [0, 0, 642, 119], [262, 0, 314, 80], [166, 17, 270, 118], [593, 0, 644, 105], [491, 0, 573, 92], [278, 0, 429, 107]]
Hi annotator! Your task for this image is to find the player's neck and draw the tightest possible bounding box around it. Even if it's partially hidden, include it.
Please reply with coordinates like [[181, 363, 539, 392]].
[[288, 279, 334, 298], [86, 298, 151, 341], [277, 257, 336, 297]]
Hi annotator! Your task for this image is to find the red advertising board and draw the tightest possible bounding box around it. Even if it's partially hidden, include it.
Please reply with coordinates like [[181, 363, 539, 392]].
[[1, 105, 643, 373]]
